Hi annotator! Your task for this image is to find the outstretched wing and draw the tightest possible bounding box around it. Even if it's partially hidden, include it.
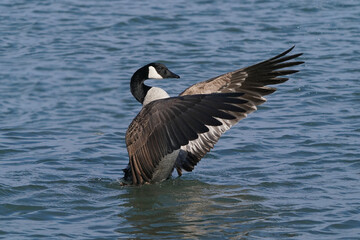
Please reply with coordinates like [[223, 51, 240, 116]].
[[176, 47, 304, 174], [125, 93, 248, 185]]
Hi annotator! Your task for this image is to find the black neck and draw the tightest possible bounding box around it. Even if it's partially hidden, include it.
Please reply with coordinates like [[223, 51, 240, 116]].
[[130, 67, 151, 104]]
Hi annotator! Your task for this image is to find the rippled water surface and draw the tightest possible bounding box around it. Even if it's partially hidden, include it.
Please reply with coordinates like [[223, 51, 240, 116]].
[[1, 0, 360, 239]]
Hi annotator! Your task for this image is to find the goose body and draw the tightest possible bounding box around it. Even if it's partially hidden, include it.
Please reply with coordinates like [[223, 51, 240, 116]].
[[123, 47, 304, 185]]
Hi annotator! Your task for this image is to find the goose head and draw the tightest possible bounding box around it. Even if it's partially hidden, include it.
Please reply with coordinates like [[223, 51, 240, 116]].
[[147, 63, 180, 79], [130, 63, 180, 104]]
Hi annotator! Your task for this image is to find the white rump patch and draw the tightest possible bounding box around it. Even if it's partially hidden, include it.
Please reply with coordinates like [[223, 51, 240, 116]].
[[143, 87, 170, 106], [148, 66, 163, 79]]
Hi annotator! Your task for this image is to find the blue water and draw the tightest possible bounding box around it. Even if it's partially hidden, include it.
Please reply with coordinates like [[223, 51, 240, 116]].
[[1, 0, 360, 239]]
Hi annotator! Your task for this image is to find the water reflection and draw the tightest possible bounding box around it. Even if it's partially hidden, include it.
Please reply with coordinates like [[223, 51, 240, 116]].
[[116, 178, 272, 238]]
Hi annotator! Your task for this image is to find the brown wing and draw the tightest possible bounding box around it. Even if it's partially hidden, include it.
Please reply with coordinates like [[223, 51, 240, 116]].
[[125, 93, 248, 185], [175, 47, 304, 174], [180, 46, 303, 98]]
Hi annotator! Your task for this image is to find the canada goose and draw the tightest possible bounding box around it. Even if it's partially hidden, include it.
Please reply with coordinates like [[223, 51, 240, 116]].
[[123, 46, 304, 185]]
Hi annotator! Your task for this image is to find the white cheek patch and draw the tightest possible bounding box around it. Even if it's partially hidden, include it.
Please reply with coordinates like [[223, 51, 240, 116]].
[[148, 66, 163, 79]]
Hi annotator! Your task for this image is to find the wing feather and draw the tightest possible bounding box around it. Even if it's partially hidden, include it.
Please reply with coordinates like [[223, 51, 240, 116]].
[[125, 93, 247, 184], [175, 47, 303, 174]]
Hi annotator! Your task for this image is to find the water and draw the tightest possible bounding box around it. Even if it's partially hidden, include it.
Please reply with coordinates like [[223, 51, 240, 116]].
[[1, 0, 360, 239]]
